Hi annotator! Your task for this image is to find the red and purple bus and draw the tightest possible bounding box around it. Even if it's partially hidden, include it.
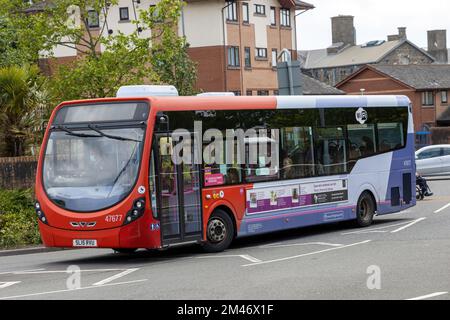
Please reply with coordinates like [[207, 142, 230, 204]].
[[35, 86, 415, 253]]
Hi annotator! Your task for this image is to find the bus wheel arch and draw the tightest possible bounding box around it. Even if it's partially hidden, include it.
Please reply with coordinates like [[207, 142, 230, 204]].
[[203, 206, 236, 253], [213, 205, 238, 238], [355, 190, 377, 228]]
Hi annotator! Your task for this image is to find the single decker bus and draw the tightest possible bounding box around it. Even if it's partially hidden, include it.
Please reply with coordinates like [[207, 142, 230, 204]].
[[35, 86, 416, 253]]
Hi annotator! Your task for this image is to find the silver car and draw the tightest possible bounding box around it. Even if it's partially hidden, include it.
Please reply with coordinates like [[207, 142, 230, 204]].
[[415, 144, 450, 176]]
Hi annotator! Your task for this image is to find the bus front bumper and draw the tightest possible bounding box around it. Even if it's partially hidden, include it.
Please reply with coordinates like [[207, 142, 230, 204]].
[[38, 221, 160, 249]]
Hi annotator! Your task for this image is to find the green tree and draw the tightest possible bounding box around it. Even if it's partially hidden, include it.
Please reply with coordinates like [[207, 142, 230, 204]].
[[24, 0, 198, 99], [0, 65, 50, 156]]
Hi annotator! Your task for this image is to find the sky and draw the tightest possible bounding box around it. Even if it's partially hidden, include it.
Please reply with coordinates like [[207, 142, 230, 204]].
[[296, 0, 450, 50]]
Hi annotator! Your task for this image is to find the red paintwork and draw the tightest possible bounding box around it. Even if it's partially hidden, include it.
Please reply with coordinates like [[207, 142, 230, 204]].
[[36, 96, 277, 249]]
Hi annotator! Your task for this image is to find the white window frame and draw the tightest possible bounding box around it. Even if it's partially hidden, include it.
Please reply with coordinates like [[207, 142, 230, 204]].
[[255, 48, 268, 59], [280, 8, 291, 27], [255, 4, 266, 16], [242, 2, 249, 23], [270, 7, 276, 25], [228, 46, 240, 67], [441, 91, 448, 104], [226, 1, 238, 21], [422, 91, 435, 106], [271, 49, 278, 67]]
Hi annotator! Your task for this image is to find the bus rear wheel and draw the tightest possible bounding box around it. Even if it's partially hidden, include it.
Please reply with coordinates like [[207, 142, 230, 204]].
[[355, 192, 375, 227], [202, 210, 234, 253]]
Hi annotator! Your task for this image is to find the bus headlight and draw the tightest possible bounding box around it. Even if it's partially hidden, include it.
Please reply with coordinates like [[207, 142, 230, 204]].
[[35, 202, 49, 225], [123, 198, 146, 225]]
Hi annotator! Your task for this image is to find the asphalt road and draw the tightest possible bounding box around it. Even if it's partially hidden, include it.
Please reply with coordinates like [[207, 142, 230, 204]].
[[1, 177, 450, 300]]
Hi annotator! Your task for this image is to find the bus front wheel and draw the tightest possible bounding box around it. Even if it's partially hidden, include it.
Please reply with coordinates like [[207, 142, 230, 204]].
[[202, 210, 234, 253], [355, 192, 375, 227]]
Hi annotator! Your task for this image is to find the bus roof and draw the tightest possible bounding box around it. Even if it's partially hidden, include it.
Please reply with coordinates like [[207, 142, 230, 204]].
[[147, 95, 411, 111], [56, 95, 411, 113]]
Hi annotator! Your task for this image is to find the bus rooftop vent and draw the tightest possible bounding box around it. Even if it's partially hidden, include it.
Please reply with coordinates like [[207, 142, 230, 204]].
[[116, 85, 179, 97], [196, 92, 235, 97]]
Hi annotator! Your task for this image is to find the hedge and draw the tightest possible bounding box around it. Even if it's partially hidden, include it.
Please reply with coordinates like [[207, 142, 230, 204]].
[[0, 189, 41, 249]]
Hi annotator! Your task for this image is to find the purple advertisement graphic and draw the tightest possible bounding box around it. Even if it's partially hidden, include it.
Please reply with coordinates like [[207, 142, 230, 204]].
[[246, 179, 348, 215]]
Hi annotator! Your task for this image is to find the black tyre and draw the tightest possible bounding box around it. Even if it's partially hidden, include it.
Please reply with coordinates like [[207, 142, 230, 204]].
[[416, 185, 424, 200], [113, 248, 138, 254], [202, 209, 235, 253], [355, 192, 375, 227]]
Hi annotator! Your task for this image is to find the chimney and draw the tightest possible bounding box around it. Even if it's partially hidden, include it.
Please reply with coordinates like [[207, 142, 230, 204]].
[[387, 27, 407, 41], [398, 27, 407, 39], [331, 15, 356, 47], [428, 30, 448, 64]]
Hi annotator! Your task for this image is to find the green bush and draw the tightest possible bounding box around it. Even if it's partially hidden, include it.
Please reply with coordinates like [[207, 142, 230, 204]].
[[0, 189, 41, 248]]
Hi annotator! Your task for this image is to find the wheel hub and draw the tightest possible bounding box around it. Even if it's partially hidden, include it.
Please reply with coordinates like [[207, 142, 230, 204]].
[[208, 218, 226, 243]]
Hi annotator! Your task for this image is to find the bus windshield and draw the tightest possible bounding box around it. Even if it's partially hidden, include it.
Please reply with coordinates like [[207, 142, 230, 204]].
[[43, 127, 145, 212]]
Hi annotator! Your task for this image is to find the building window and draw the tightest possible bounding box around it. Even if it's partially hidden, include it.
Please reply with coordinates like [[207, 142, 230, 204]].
[[244, 47, 251, 68], [255, 48, 267, 59], [422, 91, 435, 106], [280, 50, 289, 62], [228, 46, 240, 67], [271, 49, 278, 67], [280, 8, 291, 27], [226, 1, 238, 22], [273, 90, 279, 96], [87, 10, 100, 28], [441, 91, 448, 104], [242, 3, 249, 23], [270, 7, 276, 25], [119, 7, 129, 21], [255, 4, 266, 16], [246, 90, 253, 96], [257, 90, 269, 96]]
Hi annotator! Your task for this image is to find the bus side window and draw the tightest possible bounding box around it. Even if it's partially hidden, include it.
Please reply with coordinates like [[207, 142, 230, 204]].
[[280, 127, 314, 179], [244, 129, 279, 183], [202, 136, 244, 187], [347, 124, 377, 159], [314, 127, 347, 175], [377, 123, 405, 151]]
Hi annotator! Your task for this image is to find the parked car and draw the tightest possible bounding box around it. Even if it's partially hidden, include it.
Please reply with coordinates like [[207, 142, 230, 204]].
[[415, 144, 450, 176]]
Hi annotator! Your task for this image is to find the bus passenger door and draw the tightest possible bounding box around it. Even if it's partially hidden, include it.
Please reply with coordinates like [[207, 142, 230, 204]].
[[154, 134, 203, 246]]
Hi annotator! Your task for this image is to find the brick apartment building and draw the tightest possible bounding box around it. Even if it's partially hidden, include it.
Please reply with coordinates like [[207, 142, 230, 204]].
[[336, 64, 450, 145], [299, 15, 439, 86], [31, 0, 316, 95]]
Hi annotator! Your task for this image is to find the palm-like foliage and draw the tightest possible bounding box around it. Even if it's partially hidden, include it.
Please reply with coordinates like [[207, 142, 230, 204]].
[[0, 65, 50, 156]]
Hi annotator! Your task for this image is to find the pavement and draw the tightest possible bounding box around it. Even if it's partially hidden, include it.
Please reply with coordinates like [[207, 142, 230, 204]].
[[0, 177, 450, 300]]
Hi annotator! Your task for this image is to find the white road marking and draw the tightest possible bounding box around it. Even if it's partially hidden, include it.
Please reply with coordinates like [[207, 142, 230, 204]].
[[12, 268, 126, 275], [390, 218, 426, 233], [407, 292, 448, 300], [198, 254, 262, 263], [434, 202, 450, 214], [0, 282, 21, 289], [93, 268, 139, 286], [260, 242, 343, 249], [0, 269, 45, 275], [0, 279, 148, 300], [341, 221, 414, 235], [242, 240, 371, 267]]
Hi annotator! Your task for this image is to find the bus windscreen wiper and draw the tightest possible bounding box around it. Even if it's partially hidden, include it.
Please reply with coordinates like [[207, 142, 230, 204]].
[[56, 126, 102, 138], [88, 125, 142, 142]]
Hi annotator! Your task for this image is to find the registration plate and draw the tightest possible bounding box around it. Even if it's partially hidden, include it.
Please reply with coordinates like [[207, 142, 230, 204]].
[[73, 239, 98, 247]]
